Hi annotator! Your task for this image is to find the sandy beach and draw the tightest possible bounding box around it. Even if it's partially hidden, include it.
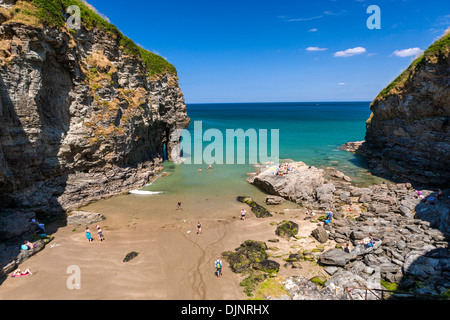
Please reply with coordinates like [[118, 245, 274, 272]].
[[0, 189, 333, 300]]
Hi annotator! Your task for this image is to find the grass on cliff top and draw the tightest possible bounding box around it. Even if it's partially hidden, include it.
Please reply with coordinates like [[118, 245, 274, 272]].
[[139, 47, 177, 77], [377, 31, 450, 99], [21, 0, 176, 76]]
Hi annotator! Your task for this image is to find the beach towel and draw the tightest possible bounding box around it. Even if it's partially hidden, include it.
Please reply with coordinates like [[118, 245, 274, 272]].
[[11, 273, 30, 277]]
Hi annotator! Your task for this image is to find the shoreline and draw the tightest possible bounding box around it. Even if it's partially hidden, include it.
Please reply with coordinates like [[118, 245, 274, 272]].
[[0, 190, 330, 300], [1, 160, 447, 300]]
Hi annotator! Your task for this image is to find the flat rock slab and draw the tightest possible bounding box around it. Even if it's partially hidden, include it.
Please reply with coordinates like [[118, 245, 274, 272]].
[[319, 249, 352, 267], [67, 211, 105, 226]]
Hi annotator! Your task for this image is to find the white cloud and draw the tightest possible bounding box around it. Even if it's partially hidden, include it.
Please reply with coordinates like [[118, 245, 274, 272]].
[[392, 47, 423, 58], [338, 83, 346, 86], [288, 15, 323, 22], [306, 47, 328, 51], [308, 28, 318, 32], [334, 47, 367, 57], [323, 10, 346, 16]]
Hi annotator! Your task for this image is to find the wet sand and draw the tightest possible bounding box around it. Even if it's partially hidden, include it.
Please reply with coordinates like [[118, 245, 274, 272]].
[[0, 187, 335, 300]]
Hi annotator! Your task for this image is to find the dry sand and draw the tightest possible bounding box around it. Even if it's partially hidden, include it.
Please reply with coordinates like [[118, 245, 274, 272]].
[[0, 192, 336, 300]]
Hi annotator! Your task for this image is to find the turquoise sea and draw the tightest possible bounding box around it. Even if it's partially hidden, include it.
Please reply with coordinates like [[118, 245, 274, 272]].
[[141, 102, 386, 199]]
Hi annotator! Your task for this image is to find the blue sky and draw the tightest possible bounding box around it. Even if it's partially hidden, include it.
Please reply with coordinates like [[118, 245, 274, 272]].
[[87, 0, 449, 103]]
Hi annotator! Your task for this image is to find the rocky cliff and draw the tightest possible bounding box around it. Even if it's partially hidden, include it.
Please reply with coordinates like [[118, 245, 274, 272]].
[[0, 0, 190, 227], [363, 31, 450, 187]]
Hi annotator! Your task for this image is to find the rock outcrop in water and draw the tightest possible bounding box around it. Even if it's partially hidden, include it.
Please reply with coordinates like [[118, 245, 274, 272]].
[[248, 162, 328, 204], [359, 31, 450, 187], [0, 1, 189, 239]]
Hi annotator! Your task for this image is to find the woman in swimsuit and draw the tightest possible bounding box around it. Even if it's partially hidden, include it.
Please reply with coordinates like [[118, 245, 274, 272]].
[[197, 221, 202, 235], [12, 268, 32, 277]]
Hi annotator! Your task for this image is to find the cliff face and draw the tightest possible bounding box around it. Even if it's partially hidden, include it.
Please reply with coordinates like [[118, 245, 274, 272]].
[[0, 0, 189, 217], [364, 32, 450, 187]]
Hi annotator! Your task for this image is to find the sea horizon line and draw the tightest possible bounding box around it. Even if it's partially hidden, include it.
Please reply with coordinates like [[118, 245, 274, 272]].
[[186, 101, 372, 105]]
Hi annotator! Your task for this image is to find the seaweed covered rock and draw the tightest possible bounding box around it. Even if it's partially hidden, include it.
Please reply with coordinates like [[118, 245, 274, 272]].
[[222, 240, 268, 273], [256, 260, 280, 276], [275, 221, 299, 239], [123, 251, 139, 263], [237, 197, 273, 218]]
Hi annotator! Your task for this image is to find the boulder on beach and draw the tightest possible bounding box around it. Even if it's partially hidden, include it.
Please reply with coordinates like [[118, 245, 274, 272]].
[[237, 197, 273, 218], [311, 227, 329, 243], [275, 221, 299, 239], [319, 249, 352, 267], [256, 259, 280, 275], [67, 211, 106, 226], [222, 240, 269, 273], [265, 195, 285, 205], [123, 251, 139, 263]]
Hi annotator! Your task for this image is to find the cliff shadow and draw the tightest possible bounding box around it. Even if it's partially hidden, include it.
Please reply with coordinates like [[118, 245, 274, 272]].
[[391, 189, 450, 299], [0, 53, 72, 282]]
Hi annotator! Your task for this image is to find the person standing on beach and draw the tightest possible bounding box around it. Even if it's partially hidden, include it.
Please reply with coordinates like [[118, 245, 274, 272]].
[[241, 209, 246, 221], [96, 225, 105, 242], [176, 202, 182, 210], [215, 258, 223, 278], [197, 221, 202, 235], [86, 227, 93, 243]]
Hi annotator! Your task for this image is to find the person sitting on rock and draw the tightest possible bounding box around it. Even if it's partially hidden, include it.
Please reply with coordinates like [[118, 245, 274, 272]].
[[21, 241, 34, 250], [344, 243, 351, 253], [324, 212, 333, 225], [359, 233, 376, 248]]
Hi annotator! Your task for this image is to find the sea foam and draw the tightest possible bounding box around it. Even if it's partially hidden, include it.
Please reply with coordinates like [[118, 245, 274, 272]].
[[129, 190, 164, 195]]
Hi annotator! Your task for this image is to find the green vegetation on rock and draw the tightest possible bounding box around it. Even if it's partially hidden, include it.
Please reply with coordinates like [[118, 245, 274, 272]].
[[240, 272, 267, 297], [310, 275, 327, 287], [380, 280, 398, 292], [275, 220, 299, 239], [377, 31, 450, 99], [237, 196, 273, 218], [15, 0, 176, 76], [252, 278, 289, 300], [139, 47, 177, 77]]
